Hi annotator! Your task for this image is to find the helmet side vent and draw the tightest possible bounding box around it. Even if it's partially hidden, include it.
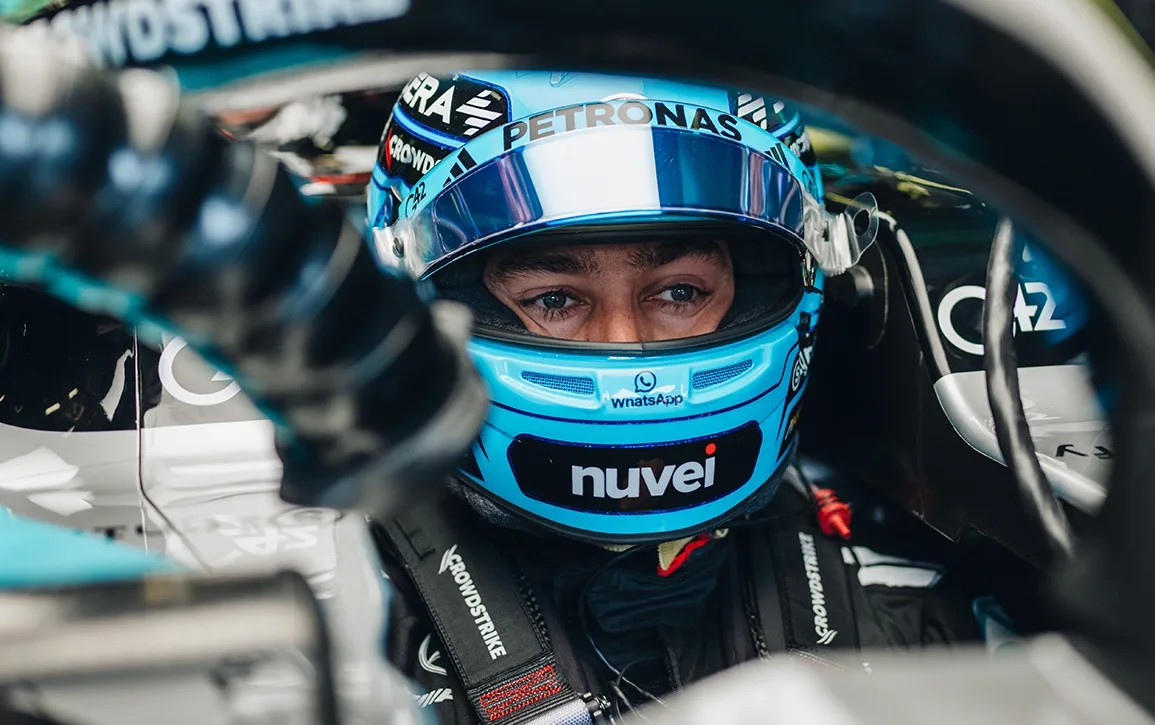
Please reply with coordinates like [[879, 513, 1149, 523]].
[[521, 371, 596, 396], [692, 359, 754, 390]]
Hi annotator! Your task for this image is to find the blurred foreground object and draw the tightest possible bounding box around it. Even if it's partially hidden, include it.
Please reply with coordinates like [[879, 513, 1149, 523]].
[[641, 636, 1151, 724], [0, 571, 345, 725], [0, 27, 487, 516]]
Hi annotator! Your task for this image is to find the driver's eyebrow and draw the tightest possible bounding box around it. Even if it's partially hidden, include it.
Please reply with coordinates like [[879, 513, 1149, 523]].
[[487, 249, 597, 281], [628, 240, 725, 270]]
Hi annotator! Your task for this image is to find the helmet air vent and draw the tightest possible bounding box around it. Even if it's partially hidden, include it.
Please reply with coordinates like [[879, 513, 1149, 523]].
[[692, 359, 754, 390], [521, 371, 596, 396]]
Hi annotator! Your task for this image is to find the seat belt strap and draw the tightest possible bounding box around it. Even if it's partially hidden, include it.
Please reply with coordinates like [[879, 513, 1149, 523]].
[[382, 497, 593, 724], [751, 522, 865, 669]]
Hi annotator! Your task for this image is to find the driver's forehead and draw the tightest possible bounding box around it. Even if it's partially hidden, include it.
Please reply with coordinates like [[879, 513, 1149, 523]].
[[484, 240, 729, 281]]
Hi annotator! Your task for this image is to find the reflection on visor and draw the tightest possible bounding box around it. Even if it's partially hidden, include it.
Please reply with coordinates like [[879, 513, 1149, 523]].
[[386, 125, 877, 278]]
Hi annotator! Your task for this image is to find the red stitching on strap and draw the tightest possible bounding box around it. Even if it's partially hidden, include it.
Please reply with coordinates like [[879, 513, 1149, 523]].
[[478, 664, 563, 721]]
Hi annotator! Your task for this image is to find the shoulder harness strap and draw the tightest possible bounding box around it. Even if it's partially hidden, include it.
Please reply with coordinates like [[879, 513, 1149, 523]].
[[747, 522, 867, 670], [382, 497, 595, 725]]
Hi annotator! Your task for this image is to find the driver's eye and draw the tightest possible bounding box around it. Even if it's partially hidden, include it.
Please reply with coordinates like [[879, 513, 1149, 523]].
[[541, 291, 567, 309], [668, 285, 696, 303]]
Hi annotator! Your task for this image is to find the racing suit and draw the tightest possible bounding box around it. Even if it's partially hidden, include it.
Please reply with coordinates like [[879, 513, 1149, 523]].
[[375, 464, 992, 724]]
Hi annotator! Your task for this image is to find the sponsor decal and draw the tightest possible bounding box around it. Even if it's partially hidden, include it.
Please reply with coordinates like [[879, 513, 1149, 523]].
[[780, 126, 817, 167], [790, 357, 805, 392], [936, 281, 1067, 356], [501, 100, 744, 151], [608, 370, 684, 409], [764, 143, 790, 168], [780, 338, 813, 441], [417, 633, 447, 677], [26, 0, 410, 67], [441, 146, 478, 188], [727, 92, 816, 165], [570, 457, 715, 499], [438, 545, 508, 660], [509, 423, 762, 513], [609, 391, 684, 410], [180, 508, 329, 571], [1055, 444, 1112, 459], [728, 91, 788, 132], [378, 121, 450, 186], [789, 347, 811, 394], [798, 531, 838, 645], [413, 688, 454, 708], [412, 99, 819, 207], [399, 73, 510, 140], [159, 336, 242, 407]]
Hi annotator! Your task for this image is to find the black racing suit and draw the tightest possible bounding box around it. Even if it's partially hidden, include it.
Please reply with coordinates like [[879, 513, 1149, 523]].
[[376, 466, 1001, 724]]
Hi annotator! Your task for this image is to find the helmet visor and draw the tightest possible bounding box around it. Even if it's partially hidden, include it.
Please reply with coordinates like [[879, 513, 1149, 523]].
[[383, 124, 873, 279]]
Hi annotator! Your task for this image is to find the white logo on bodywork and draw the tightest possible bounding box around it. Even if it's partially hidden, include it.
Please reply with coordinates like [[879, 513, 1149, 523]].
[[937, 282, 1067, 356], [159, 337, 241, 407]]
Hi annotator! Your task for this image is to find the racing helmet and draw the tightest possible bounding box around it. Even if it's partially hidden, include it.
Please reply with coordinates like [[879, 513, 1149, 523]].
[[368, 71, 876, 544]]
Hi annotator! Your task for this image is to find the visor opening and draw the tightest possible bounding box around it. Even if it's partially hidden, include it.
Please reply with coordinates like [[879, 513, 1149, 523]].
[[431, 221, 806, 352]]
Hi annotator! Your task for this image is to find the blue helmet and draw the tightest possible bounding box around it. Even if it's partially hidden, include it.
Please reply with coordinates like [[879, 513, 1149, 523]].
[[368, 71, 875, 544]]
